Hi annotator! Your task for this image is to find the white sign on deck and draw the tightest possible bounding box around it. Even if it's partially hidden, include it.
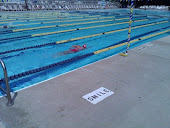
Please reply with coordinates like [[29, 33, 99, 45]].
[[82, 87, 114, 104]]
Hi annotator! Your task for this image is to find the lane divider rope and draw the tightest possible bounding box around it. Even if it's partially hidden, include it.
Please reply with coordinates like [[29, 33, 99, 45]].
[[12, 16, 116, 32], [0, 14, 101, 24], [0, 28, 169, 83], [0, 18, 151, 43], [0, 16, 115, 29], [56, 20, 168, 44], [32, 19, 148, 37], [0, 21, 168, 56], [0, 17, 145, 40]]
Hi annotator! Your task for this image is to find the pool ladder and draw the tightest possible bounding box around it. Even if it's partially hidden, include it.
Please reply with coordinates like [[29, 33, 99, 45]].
[[0, 59, 17, 106]]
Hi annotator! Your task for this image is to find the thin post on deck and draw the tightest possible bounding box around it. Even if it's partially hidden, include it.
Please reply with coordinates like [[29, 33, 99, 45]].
[[120, 0, 134, 56]]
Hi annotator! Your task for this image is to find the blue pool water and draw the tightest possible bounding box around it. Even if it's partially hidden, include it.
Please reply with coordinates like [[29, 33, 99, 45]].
[[0, 9, 170, 96]]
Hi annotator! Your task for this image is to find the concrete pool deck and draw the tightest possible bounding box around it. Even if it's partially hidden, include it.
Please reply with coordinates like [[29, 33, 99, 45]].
[[0, 35, 170, 128]]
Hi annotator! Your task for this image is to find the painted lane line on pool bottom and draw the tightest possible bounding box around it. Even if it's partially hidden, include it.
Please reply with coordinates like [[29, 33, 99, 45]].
[[0, 18, 148, 43], [0, 29, 169, 83], [0, 22, 169, 56]]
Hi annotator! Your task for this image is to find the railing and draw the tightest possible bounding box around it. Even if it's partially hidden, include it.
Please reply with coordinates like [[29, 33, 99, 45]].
[[0, 59, 17, 106], [116, 2, 122, 8]]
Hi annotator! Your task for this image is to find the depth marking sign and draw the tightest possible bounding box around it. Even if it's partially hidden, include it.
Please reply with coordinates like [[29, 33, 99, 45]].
[[82, 87, 114, 104]]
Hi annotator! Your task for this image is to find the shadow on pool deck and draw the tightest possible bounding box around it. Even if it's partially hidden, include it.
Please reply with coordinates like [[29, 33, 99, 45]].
[[0, 36, 170, 128]]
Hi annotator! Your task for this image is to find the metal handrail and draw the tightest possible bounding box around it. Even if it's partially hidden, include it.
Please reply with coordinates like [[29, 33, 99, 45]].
[[0, 59, 14, 106]]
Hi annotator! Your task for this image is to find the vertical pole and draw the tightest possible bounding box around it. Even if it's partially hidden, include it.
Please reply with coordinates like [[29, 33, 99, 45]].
[[25, 0, 28, 10], [120, 0, 134, 56]]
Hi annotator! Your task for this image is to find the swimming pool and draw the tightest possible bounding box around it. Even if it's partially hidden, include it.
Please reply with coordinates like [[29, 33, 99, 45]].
[[0, 9, 170, 97]]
